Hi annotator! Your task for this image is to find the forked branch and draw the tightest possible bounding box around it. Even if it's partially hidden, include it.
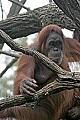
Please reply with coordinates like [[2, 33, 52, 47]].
[[0, 29, 80, 111]]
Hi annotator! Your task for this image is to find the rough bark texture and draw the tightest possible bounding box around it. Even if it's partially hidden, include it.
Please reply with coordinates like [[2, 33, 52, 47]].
[[1, 29, 80, 82], [0, 0, 27, 45], [53, 0, 80, 29], [0, 1, 80, 109], [0, 4, 76, 41], [1, 79, 80, 111]]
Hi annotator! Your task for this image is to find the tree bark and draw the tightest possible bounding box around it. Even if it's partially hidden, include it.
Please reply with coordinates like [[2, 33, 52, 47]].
[[1, 29, 80, 81], [0, 21, 80, 111], [0, 4, 76, 41], [7, 0, 27, 17], [0, 0, 27, 46], [0, 79, 80, 111], [53, 0, 80, 29]]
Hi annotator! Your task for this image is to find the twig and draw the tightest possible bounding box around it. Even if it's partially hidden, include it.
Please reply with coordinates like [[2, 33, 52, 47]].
[[0, 0, 3, 20], [0, 58, 18, 77], [8, 0, 30, 11], [0, 49, 19, 58]]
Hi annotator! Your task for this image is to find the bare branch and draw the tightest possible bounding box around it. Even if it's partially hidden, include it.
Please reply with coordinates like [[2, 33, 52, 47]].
[[8, 0, 30, 11], [0, 0, 80, 112], [53, 0, 80, 29], [0, 29, 80, 82], [0, 0, 3, 19], [0, 78, 80, 111], [0, 26, 80, 111], [0, 49, 19, 58], [0, 4, 76, 42], [0, 58, 18, 78], [7, 0, 27, 17]]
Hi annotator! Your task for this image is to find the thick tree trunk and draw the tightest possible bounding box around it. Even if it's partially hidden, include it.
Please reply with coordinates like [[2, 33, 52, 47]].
[[53, 0, 80, 29], [0, 4, 76, 41]]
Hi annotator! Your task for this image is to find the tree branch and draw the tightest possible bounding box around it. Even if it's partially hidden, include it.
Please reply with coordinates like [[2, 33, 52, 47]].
[[0, 4, 76, 42], [0, 29, 80, 111], [8, 0, 30, 12], [0, 58, 18, 78], [53, 0, 80, 29], [0, 0, 80, 111], [0, 78, 80, 111], [7, 0, 28, 17], [0, 29, 80, 82], [0, 49, 19, 58]]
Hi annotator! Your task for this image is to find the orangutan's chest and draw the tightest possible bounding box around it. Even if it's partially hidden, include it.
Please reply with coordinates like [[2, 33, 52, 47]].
[[34, 62, 54, 84]]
